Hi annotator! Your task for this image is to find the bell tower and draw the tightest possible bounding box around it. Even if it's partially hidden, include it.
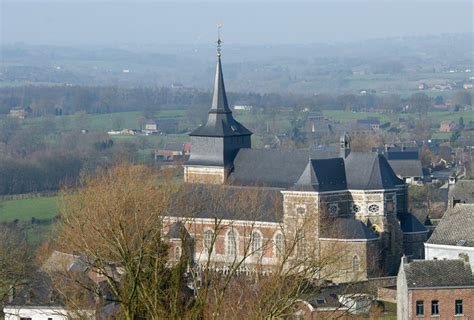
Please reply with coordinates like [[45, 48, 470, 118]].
[[184, 30, 252, 184]]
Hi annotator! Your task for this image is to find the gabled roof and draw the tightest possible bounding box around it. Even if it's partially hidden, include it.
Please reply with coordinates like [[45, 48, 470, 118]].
[[388, 159, 423, 178], [293, 158, 347, 192], [229, 149, 310, 188], [190, 55, 251, 138], [448, 180, 474, 204], [427, 204, 474, 247], [344, 152, 404, 190], [403, 259, 474, 288]]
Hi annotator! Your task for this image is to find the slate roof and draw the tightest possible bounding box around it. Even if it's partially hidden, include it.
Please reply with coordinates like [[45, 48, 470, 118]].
[[7, 271, 64, 307], [320, 218, 378, 241], [344, 152, 404, 190], [388, 159, 423, 178], [448, 180, 474, 204], [427, 204, 474, 247], [293, 158, 347, 192], [229, 149, 310, 188], [403, 259, 474, 288], [190, 55, 252, 138], [229, 149, 403, 191], [398, 213, 428, 234], [167, 184, 284, 223]]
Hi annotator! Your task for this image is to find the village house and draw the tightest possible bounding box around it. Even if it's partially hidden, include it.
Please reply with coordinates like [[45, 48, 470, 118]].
[[154, 142, 191, 162], [8, 107, 28, 119], [397, 255, 474, 319], [373, 144, 424, 185], [439, 120, 457, 133], [424, 204, 474, 268]]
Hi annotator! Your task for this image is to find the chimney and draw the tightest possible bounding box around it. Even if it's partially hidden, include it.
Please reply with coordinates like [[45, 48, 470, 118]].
[[340, 133, 351, 159], [459, 253, 470, 266]]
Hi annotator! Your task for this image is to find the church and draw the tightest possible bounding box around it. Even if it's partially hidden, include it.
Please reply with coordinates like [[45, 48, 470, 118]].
[[164, 41, 428, 283]]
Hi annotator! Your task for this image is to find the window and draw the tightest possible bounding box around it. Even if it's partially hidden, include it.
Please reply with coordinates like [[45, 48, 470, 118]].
[[352, 203, 361, 214], [431, 300, 439, 315], [251, 231, 262, 256], [455, 299, 463, 315], [203, 230, 214, 251], [352, 255, 360, 271], [416, 300, 424, 316], [174, 246, 181, 259], [368, 204, 380, 213], [226, 229, 237, 257], [274, 233, 284, 257]]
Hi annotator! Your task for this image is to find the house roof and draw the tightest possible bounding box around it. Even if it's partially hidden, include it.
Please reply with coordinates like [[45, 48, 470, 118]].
[[426, 204, 474, 247], [167, 184, 284, 223], [320, 218, 378, 241], [7, 272, 63, 307], [190, 54, 252, 138], [388, 159, 423, 178], [448, 180, 474, 204], [403, 258, 474, 288], [344, 152, 404, 190], [385, 151, 419, 160]]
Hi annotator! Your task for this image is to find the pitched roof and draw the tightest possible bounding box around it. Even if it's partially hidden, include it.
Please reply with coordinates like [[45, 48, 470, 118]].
[[229, 149, 402, 191], [403, 259, 474, 288], [190, 55, 251, 138], [388, 159, 423, 178], [427, 204, 474, 247], [229, 149, 310, 188], [344, 152, 404, 190], [293, 158, 347, 192], [7, 272, 63, 307], [448, 180, 474, 204], [320, 218, 378, 241], [167, 184, 283, 223]]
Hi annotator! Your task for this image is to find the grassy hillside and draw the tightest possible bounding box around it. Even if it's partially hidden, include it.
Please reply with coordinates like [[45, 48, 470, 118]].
[[0, 196, 58, 223]]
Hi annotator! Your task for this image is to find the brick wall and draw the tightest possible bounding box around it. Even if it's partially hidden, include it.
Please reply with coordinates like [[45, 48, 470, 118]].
[[409, 288, 474, 319]]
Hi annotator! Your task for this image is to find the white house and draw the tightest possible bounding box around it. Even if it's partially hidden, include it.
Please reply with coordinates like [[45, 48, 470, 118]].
[[424, 204, 474, 268]]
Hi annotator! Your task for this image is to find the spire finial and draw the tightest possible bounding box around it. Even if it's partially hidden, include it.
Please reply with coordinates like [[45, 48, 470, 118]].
[[217, 23, 223, 57]]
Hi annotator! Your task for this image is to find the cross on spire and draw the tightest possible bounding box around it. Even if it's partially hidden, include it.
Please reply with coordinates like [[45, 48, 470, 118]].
[[217, 23, 223, 56]]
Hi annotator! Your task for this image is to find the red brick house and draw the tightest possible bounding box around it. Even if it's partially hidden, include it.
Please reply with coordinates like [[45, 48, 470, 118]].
[[397, 255, 474, 319]]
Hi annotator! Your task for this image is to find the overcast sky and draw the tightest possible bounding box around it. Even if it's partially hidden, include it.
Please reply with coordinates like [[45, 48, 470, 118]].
[[1, 0, 472, 46]]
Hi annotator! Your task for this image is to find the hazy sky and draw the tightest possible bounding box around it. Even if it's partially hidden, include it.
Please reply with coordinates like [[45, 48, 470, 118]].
[[1, 0, 472, 46]]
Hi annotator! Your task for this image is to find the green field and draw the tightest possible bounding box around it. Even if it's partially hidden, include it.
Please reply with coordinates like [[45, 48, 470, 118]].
[[0, 196, 58, 223], [22, 110, 186, 133]]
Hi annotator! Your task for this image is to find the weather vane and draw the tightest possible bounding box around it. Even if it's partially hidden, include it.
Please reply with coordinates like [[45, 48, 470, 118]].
[[217, 23, 223, 56]]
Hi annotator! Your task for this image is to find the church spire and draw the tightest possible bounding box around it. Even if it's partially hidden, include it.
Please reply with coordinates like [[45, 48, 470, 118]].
[[209, 26, 232, 114]]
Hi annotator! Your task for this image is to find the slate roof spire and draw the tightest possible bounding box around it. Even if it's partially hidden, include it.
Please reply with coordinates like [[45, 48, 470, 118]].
[[210, 34, 232, 115], [189, 30, 252, 137]]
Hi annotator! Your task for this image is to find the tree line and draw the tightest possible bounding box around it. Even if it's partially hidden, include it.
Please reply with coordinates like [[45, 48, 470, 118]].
[[1, 85, 472, 117]]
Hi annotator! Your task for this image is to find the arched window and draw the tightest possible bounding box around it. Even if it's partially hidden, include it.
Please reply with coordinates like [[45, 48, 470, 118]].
[[251, 231, 262, 256], [174, 246, 181, 260], [203, 230, 214, 251], [274, 233, 284, 257], [226, 229, 237, 257], [352, 255, 360, 271]]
